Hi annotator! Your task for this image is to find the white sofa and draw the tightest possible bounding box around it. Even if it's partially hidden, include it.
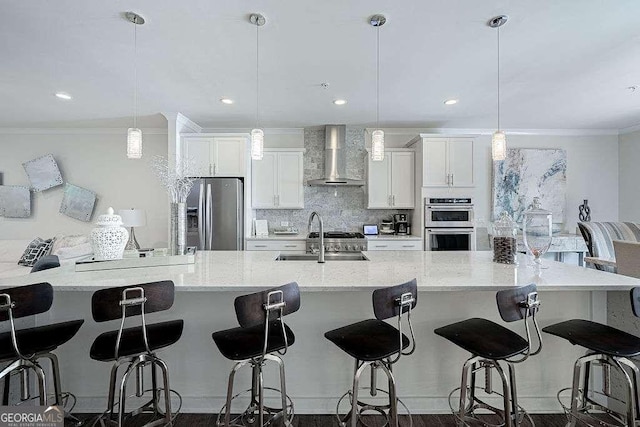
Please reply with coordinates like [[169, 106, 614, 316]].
[[0, 240, 33, 279]]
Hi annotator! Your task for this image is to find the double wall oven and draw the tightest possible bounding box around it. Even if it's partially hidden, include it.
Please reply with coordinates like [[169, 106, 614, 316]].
[[425, 198, 476, 251]]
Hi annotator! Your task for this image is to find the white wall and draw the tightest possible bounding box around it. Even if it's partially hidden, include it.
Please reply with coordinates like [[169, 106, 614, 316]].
[[473, 134, 619, 231], [0, 130, 169, 247], [368, 130, 619, 254], [619, 129, 640, 221]]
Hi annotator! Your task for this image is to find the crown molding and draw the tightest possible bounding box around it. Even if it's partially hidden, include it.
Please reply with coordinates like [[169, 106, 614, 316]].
[[0, 128, 167, 135], [619, 123, 640, 135], [366, 127, 619, 137], [200, 127, 304, 135]]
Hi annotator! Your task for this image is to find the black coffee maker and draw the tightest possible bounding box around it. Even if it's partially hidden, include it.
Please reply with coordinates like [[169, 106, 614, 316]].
[[393, 214, 409, 235]]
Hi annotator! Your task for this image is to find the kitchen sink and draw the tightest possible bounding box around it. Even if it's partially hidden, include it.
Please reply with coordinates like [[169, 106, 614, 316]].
[[275, 252, 369, 261]]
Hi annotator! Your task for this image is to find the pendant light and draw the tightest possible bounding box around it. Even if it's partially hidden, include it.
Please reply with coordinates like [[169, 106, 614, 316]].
[[370, 15, 386, 162], [250, 14, 266, 161], [489, 15, 508, 161], [125, 12, 144, 159]]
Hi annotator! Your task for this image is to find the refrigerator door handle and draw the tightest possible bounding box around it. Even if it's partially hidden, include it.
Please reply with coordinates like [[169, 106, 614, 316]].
[[206, 183, 213, 250], [198, 182, 205, 249], [237, 182, 243, 250]]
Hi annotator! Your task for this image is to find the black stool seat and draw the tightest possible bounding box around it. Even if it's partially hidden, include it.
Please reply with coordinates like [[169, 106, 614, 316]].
[[325, 319, 409, 362], [212, 321, 295, 361], [90, 319, 184, 362], [0, 319, 84, 360], [434, 318, 528, 360], [543, 319, 640, 357]]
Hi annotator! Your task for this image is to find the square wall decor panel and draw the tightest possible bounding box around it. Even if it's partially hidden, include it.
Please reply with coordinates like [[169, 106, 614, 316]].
[[493, 148, 567, 224], [22, 154, 63, 192], [59, 183, 96, 222], [0, 185, 31, 218]]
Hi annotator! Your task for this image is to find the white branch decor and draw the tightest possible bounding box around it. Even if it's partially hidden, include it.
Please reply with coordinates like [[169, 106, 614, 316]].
[[150, 156, 199, 203]]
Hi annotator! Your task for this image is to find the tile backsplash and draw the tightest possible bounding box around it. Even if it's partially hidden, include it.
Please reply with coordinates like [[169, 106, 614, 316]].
[[254, 127, 410, 233]]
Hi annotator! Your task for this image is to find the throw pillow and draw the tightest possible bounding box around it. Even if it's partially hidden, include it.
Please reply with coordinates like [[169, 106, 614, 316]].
[[18, 237, 54, 267], [50, 234, 89, 255]]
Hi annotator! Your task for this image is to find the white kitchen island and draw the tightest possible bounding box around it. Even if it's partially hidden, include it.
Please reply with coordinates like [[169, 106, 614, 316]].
[[1, 251, 638, 414]]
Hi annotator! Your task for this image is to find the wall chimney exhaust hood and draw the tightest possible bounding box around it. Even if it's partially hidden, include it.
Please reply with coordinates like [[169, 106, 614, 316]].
[[307, 125, 365, 187]]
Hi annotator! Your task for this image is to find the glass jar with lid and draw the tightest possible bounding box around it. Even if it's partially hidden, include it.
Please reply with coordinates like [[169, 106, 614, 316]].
[[492, 212, 518, 264], [522, 197, 553, 268]]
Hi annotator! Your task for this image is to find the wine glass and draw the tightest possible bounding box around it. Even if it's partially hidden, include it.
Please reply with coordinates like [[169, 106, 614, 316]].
[[522, 197, 552, 269]]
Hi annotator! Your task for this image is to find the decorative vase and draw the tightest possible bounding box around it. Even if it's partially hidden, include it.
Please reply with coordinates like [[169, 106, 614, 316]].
[[169, 202, 187, 255], [492, 212, 518, 265], [523, 197, 553, 269], [578, 199, 591, 222], [90, 207, 129, 261]]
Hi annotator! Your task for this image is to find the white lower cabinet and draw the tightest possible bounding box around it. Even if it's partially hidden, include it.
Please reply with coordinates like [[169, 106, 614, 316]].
[[246, 240, 306, 252], [367, 239, 422, 251]]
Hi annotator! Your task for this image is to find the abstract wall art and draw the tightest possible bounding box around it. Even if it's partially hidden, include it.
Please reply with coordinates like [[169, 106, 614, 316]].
[[0, 185, 31, 218], [59, 183, 96, 222], [22, 154, 63, 192], [492, 148, 567, 224]]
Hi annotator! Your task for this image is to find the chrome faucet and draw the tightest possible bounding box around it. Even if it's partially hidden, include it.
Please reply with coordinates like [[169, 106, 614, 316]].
[[308, 211, 325, 263]]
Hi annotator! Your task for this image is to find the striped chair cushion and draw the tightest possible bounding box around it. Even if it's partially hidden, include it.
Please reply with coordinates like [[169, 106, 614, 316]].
[[578, 222, 640, 271]]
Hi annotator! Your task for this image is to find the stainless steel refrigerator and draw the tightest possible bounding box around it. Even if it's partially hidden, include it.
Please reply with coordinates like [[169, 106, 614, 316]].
[[186, 178, 244, 250]]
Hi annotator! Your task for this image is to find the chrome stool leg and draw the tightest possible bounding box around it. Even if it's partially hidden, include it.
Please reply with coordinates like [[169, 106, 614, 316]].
[[559, 352, 640, 426], [335, 360, 412, 427], [217, 357, 294, 427], [154, 357, 173, 426], [449, 357, 534, 427]]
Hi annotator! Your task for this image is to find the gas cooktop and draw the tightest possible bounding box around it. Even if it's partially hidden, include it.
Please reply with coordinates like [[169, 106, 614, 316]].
[[307, 232, 365, 239]]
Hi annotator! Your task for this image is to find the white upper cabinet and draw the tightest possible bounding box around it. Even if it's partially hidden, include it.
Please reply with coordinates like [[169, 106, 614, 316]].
[[367, 155, 391, 208], [182, 135, 246, 177], [252, 150, 304, 209], [367, 150, 415, 209], [390, 151, 415, 208], [423, 137, 474, 187], [251, 152, 278, 208]]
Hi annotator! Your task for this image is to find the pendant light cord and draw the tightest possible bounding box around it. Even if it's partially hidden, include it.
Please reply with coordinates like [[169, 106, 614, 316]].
[[256, 21, 260, 129], [376, 24, 380, 130], [497, 26, 500, 131], [133, 19, 138, 130]]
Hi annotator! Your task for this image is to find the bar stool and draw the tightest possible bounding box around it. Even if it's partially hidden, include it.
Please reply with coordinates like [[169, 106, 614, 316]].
[[212, 281, 300, 427], [434, 284, 542, 427], [0, 282, 83, 408], [543, 287, 640, 426], [324, 278, 418, 427], [89, 280, 183, 427]]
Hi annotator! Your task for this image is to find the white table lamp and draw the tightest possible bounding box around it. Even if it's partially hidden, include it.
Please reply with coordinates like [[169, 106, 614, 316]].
[[118, 208, 146, 250]]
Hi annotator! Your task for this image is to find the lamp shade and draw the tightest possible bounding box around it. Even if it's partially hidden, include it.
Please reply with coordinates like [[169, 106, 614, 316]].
[[371, 129, 385, 161], [127, 128, 143, 159], [118, 208, 146, 227], [492, 130, 507, 161], [251, 128, 264, 160]]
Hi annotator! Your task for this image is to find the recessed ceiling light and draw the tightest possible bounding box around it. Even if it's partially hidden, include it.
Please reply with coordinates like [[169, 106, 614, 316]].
[[220, 97, 234, 104], [444, 99, 458, 105], [333, 99, 347, 105], [55, 92, 72, 100]]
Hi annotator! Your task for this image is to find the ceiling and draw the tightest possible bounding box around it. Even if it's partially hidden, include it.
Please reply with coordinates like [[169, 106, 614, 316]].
[[2, 0, 640, 130]]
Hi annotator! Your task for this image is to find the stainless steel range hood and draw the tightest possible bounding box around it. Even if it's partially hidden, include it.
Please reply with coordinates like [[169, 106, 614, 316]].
[[307, 125, 365, 187]]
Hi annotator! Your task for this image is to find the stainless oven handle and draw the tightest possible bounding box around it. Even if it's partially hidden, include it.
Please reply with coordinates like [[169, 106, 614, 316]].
[[427, 229, 475, 234], [426, 206, 474, 210]]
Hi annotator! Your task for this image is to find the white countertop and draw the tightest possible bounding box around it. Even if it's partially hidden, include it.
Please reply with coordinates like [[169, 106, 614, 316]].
[[4, 250, 639, 292]]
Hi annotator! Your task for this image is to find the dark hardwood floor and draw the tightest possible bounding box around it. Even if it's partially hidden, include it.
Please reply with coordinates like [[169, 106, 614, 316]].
[[69, 413, 571, 426]]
